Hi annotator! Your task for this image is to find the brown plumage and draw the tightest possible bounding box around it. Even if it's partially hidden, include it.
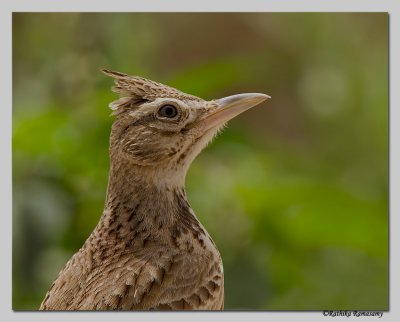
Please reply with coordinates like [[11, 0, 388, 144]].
[[39, 69, 269, 310]]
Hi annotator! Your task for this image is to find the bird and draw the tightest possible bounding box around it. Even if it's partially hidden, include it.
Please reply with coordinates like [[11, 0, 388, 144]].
[[39, 69, 269, 310]]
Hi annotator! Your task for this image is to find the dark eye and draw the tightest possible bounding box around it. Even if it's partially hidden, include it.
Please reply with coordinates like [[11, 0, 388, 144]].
[[158, 104, 178, 118]]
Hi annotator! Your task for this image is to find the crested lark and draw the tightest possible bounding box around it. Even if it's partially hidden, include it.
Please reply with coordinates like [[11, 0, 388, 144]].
[[40, 69, 269, 310]]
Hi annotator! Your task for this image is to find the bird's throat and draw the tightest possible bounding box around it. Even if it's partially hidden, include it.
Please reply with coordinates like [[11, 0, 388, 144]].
[[94, 157, 203, 245]]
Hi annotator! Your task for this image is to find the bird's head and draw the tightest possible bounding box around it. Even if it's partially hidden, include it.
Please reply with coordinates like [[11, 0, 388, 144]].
[[102, 69, 269, 184]]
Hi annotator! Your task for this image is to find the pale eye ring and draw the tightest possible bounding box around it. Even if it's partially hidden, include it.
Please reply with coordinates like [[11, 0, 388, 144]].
[[157, 104, 179, 119]]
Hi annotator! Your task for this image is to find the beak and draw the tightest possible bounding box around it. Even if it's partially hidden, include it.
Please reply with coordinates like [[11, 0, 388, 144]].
[[203, 93, 270, 131]]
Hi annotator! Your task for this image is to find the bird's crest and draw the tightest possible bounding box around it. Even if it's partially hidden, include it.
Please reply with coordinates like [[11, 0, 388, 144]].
[[102, 69, 202, 112]]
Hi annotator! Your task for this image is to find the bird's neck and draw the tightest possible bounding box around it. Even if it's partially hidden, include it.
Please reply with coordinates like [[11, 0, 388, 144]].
[[97, 157, 202, 239]]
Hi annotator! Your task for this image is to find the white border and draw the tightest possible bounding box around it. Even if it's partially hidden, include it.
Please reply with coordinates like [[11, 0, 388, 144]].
[[2, 0, 398, 12], [1, 1, 398, 322]]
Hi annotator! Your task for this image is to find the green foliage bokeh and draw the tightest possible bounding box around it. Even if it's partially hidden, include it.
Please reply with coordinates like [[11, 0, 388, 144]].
[[12, 13, 388, 310]]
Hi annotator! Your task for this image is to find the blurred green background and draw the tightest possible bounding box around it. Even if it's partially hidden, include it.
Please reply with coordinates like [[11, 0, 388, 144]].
[[12, 13, 388, 310]]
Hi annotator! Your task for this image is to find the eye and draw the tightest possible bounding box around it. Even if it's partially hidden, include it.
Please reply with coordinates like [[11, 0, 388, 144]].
[[157, 104, 178, 119]]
